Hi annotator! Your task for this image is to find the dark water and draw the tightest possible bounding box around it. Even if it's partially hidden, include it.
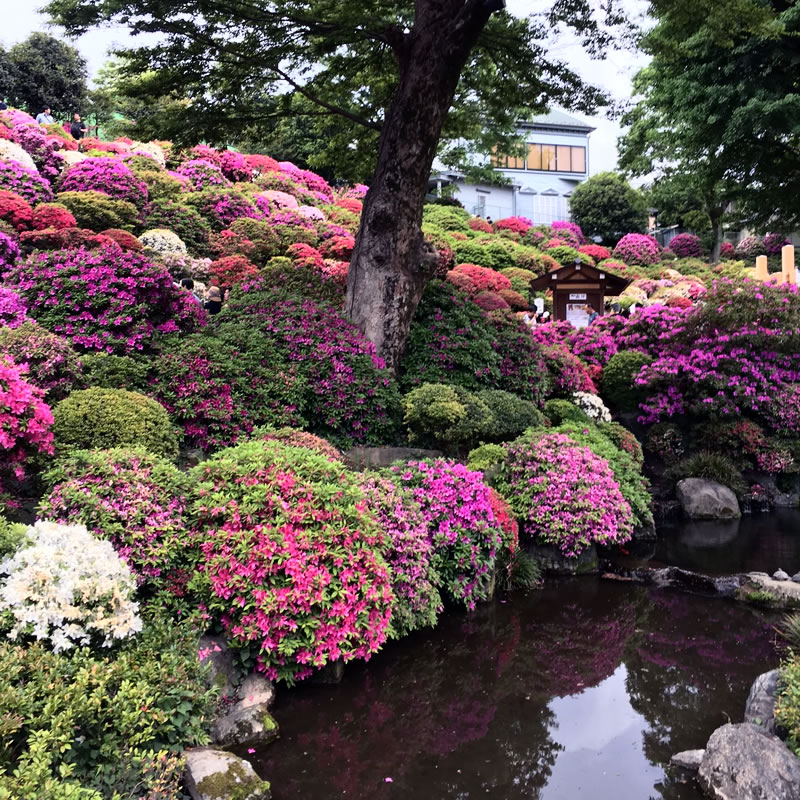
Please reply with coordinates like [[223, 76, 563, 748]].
[[654, 508, 800, 575], [253, 580, 779, 800]]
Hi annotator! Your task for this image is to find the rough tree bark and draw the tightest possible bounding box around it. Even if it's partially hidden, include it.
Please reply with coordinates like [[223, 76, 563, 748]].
[[345, 0, 503, 371]]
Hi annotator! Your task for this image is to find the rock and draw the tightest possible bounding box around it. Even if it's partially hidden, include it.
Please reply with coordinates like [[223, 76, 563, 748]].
[[198, 636, 236, 699], [184, 748, 271, 800], [527, 543, 599, 576], [698, 723, 800, 800], [237, 674, 275, 710], [742, 572, 800, 609], [211, 704, 279, 748], [774, 569, 790, 581], [649, 567, 740, 597], [344, 446, 442, 469], [793, 572, 800, 584], [676, 479, 741, 520], [670, 749, 704, 771], [744, 669, 780, 735]]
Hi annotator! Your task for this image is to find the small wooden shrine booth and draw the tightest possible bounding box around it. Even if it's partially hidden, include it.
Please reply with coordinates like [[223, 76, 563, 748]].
[[529, 262, 631, 327]]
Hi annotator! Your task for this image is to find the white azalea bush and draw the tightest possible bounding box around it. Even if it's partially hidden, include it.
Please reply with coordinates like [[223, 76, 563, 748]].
[[0, 520, 142, 652], [572, 391, 612, 423], [138, 228, 188, 258]]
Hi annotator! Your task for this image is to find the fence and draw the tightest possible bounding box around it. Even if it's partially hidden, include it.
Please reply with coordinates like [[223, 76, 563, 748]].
[[754, 245, 797, 284]]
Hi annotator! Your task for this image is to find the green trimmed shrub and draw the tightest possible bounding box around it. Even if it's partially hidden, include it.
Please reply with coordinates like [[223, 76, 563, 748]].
[[466, 443, 507, 472], [775, 653, 800, 757], [600, 350, 653, 412], [403, 383, 493, 453], [421, 204, 471, 232], [79, 353, 151, 393], [598, 421, 644, 468], [476, 389, 543, 442], [133, 169, 184, 202], [55, 191, 140, 232], [258, 261, 344, 304], [666, 451, 746, 495], [543, 398, 592, 426], [453, 238, 520, 271], [544, 245, 591, 267], [0, 516, 27, 559], [142, 199, 211, 256], [52, 388, 179, 459], [499, 267, 537, 301]]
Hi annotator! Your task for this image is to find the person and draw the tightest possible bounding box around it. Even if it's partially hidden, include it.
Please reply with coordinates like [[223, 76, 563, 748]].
[[204, 285, 223, 315], [522, 305, 536, 327], [586, 304, 599, 324], [35, 107, 54, 125], [70, 113, 87, 140], [486, 216, 493, 225], [0, 97, 7, 110], [180, 278, 202, 303]]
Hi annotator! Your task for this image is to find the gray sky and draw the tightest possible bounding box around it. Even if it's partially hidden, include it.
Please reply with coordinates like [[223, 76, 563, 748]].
[[6, 0, 649, 173]]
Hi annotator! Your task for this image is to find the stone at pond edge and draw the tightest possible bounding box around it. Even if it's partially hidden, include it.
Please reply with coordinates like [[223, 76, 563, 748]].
[[670, 749, 704, 772], [742, 572, 800, 609], [793, 572, 800, 584], [774, 569, 790, 582], [526, 543, 599, 576], [198, 636, 236, 700], [697, 723, 800, 800], [211, 704, 279, 749], [676, 478, 741, 521], [184, 748, 271, 800], [744, 669, 780, 736], [237, 674, 275, 710], [344, 446, 442, 469]]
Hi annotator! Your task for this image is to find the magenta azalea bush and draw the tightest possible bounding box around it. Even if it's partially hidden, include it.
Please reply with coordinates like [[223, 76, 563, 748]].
[[3, 246, 207, 354], [185, 188, 260, 230], [551, 220, 585, 244], [764, 233, 790, 256], [0, 230, 20, 271], [359, 476, 442, 637], [668, 233, 704, 259], [40, 447, 194, 603], [568, 315, 626, 368], [0, 287, 29, 329], [189, 439, 394, 684], [613, 233, 662, 265], [390, 459, 503, 610], [58, 157, 149, 208], [0, 356, 54, 507], [496, 432, 633, 557], [175, 159, 229, 191], [0, 159, 53, 204]]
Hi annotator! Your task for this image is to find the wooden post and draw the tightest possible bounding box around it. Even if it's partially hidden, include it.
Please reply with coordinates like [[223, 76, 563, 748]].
[[755, 255, 769, 281], [782, 245, 796, 285]]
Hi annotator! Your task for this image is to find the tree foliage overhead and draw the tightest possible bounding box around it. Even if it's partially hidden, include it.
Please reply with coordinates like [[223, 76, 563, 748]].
[[47, 0, 623, 176], [618, 0, 800, 253], [567, 172, 647, 246], [3, 33, 88, 117]]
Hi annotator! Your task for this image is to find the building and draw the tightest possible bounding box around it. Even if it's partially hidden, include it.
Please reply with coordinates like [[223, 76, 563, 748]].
[[429, 110, 594, 225]]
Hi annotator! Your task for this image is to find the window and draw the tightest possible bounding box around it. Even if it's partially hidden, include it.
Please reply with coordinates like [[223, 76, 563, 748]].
[[524, 143, 586, 173], [491, 149, 525, 170]]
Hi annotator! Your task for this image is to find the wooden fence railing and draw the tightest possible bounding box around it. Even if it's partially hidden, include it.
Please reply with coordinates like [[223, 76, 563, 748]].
[[754, 245, 797, 284]]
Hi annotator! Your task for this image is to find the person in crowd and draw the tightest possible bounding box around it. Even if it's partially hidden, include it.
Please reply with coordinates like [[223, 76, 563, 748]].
[[0, 97, 7, 110], [486, 216, 493, 226], [204, 285, 223, 315], [538, 310, 551, 324], [70, 113, 87, 140], [522, 305, 536, 327], [586, 304, 599, 324], [180, 278, 202, 303], [35, 107, 54, 125]]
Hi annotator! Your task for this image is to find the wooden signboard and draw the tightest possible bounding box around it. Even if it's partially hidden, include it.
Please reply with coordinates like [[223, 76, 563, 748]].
[[529, 262, 631, 327]]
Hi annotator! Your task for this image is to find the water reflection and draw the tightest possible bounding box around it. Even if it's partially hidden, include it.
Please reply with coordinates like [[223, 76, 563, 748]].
[[252, 581, 777, 800]]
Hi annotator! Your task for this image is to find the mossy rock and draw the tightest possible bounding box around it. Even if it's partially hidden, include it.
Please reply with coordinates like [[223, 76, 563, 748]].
[[185, 749, 271, 800]]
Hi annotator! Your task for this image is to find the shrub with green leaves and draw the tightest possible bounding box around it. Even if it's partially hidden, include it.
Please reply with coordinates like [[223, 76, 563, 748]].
[[0, 619, 216, 799], [466, 443, 507, 472], [142, 199, 211, 256], [0, 516, 27, 559], [403, 383, 493, 453], [544, 245, 591, 267], [600, 350, 653, 413], [79, 352, 151, 392], [55, 190, 140, 232], [598, 421, 644, 468], [53, 387, 179, 459], [421, 204, 471, 232], [544, 398, 592, 427], [499, 267, 537, 301], [666, 451, 746, 495], [476, 389, 543, 442], [453, 237, 520, 271], [775, 653, 800, 757]]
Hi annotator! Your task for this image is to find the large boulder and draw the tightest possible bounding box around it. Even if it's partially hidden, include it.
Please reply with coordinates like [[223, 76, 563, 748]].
[[198, 636, 236, 699], [676, 479, 741, 520], [210, 673, 278, 748], [698, 723, 800, 800], [741, 572, 800, 609], [744, 669, 780, 735], [527, 542, 599, 576], [184, 748, 271, 800]]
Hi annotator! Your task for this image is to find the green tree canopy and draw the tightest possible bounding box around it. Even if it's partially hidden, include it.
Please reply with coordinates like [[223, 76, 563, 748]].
[[5, 33, 88, 117], [567, 172, 647, 245], [47, 0, 627, 367], [618, 0, 800, 260]]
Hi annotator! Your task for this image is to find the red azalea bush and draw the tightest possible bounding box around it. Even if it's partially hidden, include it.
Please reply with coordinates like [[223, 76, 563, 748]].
[[0, 356, 55, 508], [578, 244, 611, 262], [473, 290, 511, 311], [245, 154, 281, 175], [101, 228, 143, 252], [189, 439, 394, 684], [57, 157, 149, 208], [666, 296, 693, 309], [613, 233, 662, 266], [497, 288, 528, 310], [319, 234, 355, 260], [19, 227, 115, 252], [468, 217, 493, 233], [335, 196, 363, 215], [719, 241, 736, 259], [668, 233, 704, 259], [3, 245, 207, 354], [0, 191, 33, 231], [259, 427, 343, 461], [446, 263, 512, 295], [495, 216, 533, 235], [390, 459, 503, 610], [287, 242, 325, 270], [208, 254, 260, 289], [30, 203, 77, 231], [495, 432, 633, 557], [488, 488, 519, 555]]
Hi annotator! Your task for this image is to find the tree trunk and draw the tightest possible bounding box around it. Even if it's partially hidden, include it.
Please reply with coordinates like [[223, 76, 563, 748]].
[[710, 213, 723, 263], [345, 0, 500, 371]]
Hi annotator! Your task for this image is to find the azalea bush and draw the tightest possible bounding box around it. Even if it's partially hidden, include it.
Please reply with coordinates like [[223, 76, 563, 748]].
[[0, 287, 29, 328], [0, 159, 53, 203], [189, 439, 394, 683], [30, 202, 77, 230], [209, 253, 261, 289], [185, 187, 260, 230], [668, 233, 704, 258], [389, 459, 503, 609], [53, 387, 179, 458], [0, 520, 142, 652], [0, 190, 33, 231], [0, 322, 84, 401], [495, 432, 634, 557], [3, 245, 206, 354], [613, 233, 662, 265], [40, 448, 195, 605], [143, 199, 211, 256], [56, 190, 140, 232], [58, 157, 149, 208], [258, 426, 343, 461]]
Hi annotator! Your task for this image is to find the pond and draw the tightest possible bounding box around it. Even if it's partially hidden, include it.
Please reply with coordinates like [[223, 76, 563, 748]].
[[251, 579, 780, 800]]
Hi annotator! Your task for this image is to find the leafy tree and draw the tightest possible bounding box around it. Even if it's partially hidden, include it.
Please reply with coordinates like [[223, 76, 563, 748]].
[[6, 33, 88, 117], [618, 0, 800, 262], [47, 0, 626, 368], [567, 171, 647, 245], [0, 48, 18, 104], [644, 173, 715, 251]]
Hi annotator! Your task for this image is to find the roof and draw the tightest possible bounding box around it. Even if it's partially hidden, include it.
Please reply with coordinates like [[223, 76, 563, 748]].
[[529, 262, 631, 294], [522, 109, 596, 133]]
